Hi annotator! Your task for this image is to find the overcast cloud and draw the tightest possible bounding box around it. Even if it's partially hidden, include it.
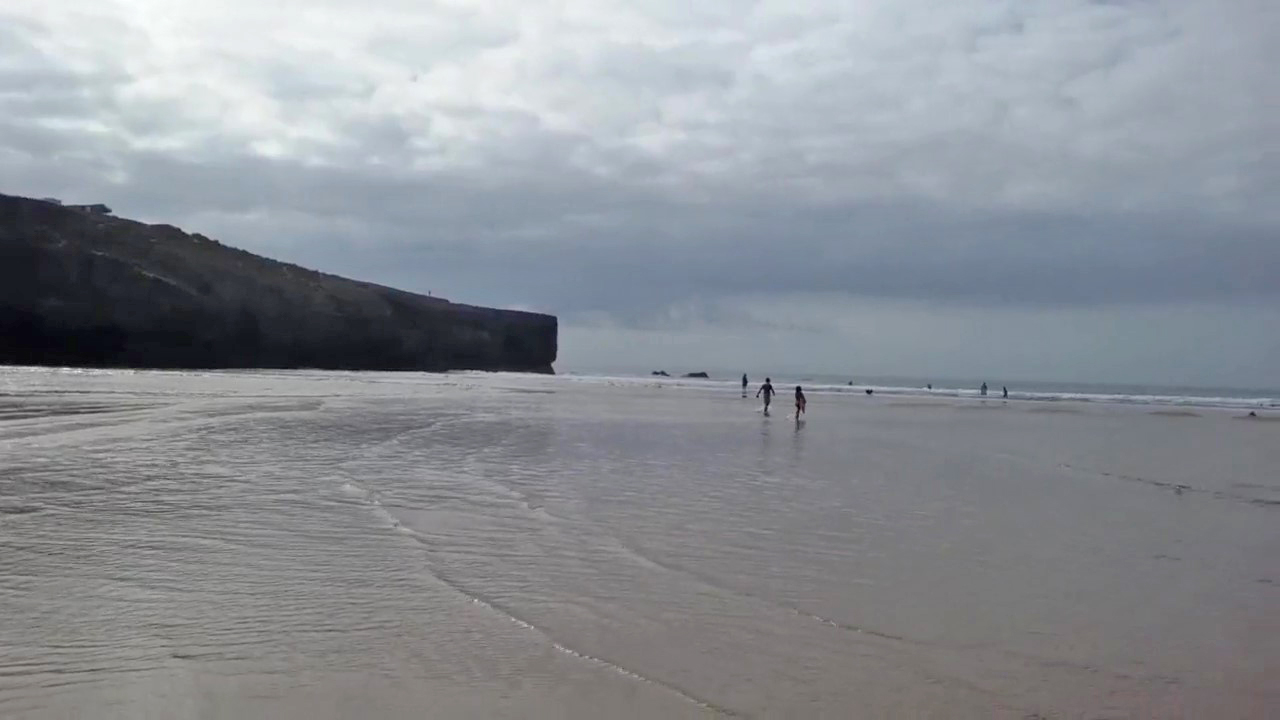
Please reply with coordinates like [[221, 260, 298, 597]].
[[2, 0, 1277, 386]]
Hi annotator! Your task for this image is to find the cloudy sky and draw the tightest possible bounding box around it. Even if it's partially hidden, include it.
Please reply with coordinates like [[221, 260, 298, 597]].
[[2, 0, 1277, 387]]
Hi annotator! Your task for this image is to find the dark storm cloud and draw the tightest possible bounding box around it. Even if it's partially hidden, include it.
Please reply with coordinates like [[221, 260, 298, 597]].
[[4, 132, 1276, 323]]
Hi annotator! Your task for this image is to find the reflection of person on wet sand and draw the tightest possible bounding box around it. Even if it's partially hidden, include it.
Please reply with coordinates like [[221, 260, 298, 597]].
[[756, 378, 776, 415], [794, 386, 806, 420]]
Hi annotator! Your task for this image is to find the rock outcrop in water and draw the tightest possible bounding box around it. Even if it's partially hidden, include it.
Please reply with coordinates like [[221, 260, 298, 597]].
[[0, 193, 557, 373]]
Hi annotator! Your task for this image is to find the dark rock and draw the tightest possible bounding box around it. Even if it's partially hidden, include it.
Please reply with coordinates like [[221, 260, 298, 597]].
[[683, 371, 709, 379], [865, 388, 873, 395], [0, 193, 557, 373], [652, 371, 669, 376]]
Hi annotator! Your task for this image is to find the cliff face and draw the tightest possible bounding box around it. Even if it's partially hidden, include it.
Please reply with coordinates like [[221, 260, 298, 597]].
[[0, 193, 557, 373]]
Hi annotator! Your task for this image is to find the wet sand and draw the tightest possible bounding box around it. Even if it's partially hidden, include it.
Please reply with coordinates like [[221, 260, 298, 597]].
[[0, 368, 1277, 718]]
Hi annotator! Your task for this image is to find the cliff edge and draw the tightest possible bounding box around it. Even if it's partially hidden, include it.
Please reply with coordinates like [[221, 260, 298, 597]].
[[0, 193, 557, 373]]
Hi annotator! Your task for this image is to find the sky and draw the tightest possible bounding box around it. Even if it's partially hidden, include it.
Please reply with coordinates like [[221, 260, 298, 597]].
[[1, 0, 1277, 388]]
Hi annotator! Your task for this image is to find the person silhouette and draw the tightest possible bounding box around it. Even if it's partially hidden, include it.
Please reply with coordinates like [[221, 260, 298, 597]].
[[756, 377, 776, 414], [794, 386, 807, 420]]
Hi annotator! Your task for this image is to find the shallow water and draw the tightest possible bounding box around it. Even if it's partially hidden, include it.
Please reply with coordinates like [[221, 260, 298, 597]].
[[1, 368, 1277, 718]]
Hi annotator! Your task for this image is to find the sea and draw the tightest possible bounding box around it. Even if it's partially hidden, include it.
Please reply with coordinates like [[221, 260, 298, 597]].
[[1, 365, 1276, 719], [563, 368, 1280, 411]]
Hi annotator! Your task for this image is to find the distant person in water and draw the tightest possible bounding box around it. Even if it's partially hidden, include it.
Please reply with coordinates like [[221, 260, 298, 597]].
[[756, 378, 776, 414], [742, 374, 749, 395], [794, 386, 806, 419], [1002, 386, 1008, 399], [980, 382, 988, 396]]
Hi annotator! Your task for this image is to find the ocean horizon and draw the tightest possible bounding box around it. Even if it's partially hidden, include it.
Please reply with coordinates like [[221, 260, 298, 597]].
[[559, 367, 1280, 411]]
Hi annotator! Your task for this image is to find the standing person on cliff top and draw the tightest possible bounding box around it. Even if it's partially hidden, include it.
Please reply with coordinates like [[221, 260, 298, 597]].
[[757, 378, 776, 415]]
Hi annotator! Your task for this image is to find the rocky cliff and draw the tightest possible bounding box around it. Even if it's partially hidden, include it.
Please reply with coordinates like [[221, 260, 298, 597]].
[[0, 193, 557, 373]]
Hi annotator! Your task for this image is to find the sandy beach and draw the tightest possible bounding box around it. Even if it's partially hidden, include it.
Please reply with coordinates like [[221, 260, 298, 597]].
[[1, 368, 1276, 718]]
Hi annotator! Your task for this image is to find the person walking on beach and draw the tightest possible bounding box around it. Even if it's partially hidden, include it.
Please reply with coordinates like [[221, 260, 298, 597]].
[[742, 374, 749, 396], [1002, 386, 1008, 399], [757, 378, 776, 414], [980, 382, 988, 397], [794, 386, 807, 420]]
